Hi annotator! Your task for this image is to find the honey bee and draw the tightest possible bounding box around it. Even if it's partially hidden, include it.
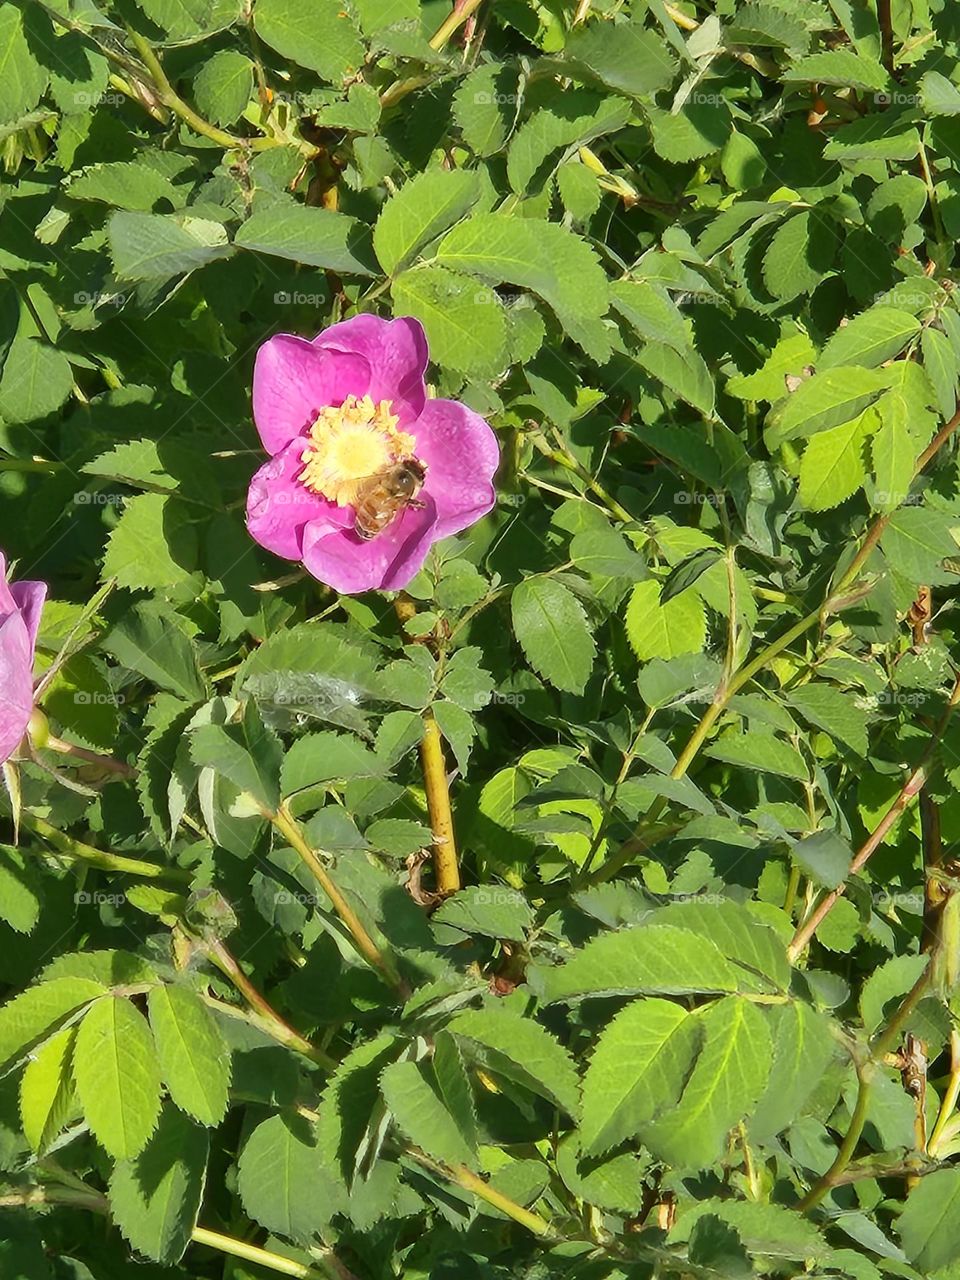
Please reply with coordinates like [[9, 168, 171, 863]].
[[353, 458, 427, 540]]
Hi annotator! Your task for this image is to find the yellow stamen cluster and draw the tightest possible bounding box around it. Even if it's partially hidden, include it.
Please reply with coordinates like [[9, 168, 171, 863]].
[[298, 395, 415, 507]]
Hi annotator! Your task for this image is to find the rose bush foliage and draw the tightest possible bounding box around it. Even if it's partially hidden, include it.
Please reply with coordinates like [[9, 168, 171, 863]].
[[4, 0, 960, 1278]]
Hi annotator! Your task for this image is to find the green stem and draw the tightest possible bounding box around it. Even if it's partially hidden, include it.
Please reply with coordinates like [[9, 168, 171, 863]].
[[529, 432, 635, 524], [406, 1149, 559, 1239], [125, 26, 297, 153], [596, 403, 960, 886], [20, 813, 191, 882], [203, 941, 335, 1070], [192, 1227, 329, 1278], [428, 0, 485, 49], [787, 671, 960, 961], [796, 967, 932, 1211], [43, 734, 136, 779], [272, 804, 406, 995]]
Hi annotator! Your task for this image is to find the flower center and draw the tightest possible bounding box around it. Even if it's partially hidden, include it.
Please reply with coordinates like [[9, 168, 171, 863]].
[[298, 395, 416, 508]]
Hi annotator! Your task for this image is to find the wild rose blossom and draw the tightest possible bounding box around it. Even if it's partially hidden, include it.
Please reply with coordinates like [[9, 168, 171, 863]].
[[0, 553, 46, 764], [245, 315, 499, 594]]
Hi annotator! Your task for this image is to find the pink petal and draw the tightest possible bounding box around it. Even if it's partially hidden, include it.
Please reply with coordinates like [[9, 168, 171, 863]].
[[413, 399, 500, 539], [302, 494, 439, 594], [0, 612, 34, 763], [9, 579, 47, 654], [252, 335, 370, 455], [246, 441, 348, 561], [315, 315, 428, 424]]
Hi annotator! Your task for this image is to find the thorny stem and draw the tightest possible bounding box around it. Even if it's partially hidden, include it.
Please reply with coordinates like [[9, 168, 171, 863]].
[[787, 671, 960, 962], [272, 803, 407, 995], [420, 710, 461, 894], [394, 596, 461, 895], [19, 812, 191, 882], [594, 403, 960, 886], [797, 967, 932, 1211], [203, 939, 336, 1070]]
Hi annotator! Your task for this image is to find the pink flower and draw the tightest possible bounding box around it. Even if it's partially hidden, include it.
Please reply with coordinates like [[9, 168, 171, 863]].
[[245, 315, 500, 594], [0, 553, 46, 764]]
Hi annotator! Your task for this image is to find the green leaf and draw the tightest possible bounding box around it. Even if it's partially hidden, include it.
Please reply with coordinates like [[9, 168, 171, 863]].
[[0, 337, 73, 425], [791, 829, 851, 889], [235, 202, 377, 274], [560, 20, 678, 97], [0, 5, 47, 124], [281, 730, 385, 793], [763, 210, 837, 302], [765, 367, 886, 449], [921, 327, 959, 421], [392, 266, 508, 376], [638, 340, 715, 416], [101, 493, 199, 592], [798, 411, 871, 512], [433, 885, 534, 942], [511, 578, 596, 694], [656, 900, 791, 993], [610, 280, 691, 351], [193, 50, 253, 126], [381, 1058, 478, 1168], [148, 986, 231, 1126], [539, 924, 743, 1004], [788, 682, 870, 756], [783, 49, 889, 91], [0, 846, 40, 933], [437, 213, 609, 333], [820, 308, 921, 370], [190, 719, 281, 811], [452, 63, 519, 156], [880, 508, 960, 585], [581, 998, 701, 1155], [897, 1168, 960, 1271], [0, 978, 106, 1072], [102, 604, 207, 703], [238, 1111, 343, 1241], [625, 580, 707, 662], [254, 0, 364, 81], [704, 730, 808, 781], [640, 996, 772, 1168], [447, 1007, 580, 1116], [132, 0, 240, 42], [109, 212, 233, 281], [20, 1026, 78, 1153], [749, 1002, 839, 1142], [109, 1106, 208, 1265], [374, 169, 478, 275], [74, 996, 162, 1159]]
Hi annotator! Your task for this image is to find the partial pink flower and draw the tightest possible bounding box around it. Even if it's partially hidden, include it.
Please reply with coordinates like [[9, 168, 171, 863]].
[[0, 553, 46, 764], [246, 315, 499, 594]]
